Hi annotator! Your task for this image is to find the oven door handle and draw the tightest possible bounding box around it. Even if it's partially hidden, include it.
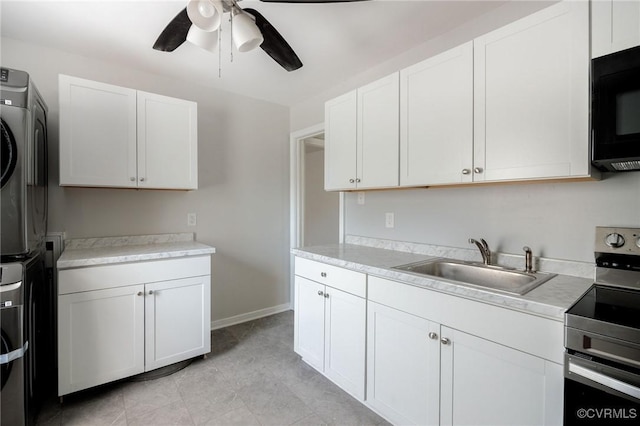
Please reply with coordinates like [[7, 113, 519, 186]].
[[569, 359, 640, 400]]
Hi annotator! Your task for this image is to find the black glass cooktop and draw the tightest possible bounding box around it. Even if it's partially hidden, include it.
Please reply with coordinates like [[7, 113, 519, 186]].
[[567, 285, 640, 330]]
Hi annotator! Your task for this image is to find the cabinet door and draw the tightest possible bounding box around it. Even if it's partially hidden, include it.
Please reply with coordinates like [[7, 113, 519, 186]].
[[474, 0, 590, 182], [59, 75, 137, 187], [440, 327, 563, 426], [592, 0, 640, 58], [294, 276, 326, 371], [366, 301, 440, 426], [145, 275, 211, 371], [325, 91, 358, 191], [324, 287, 366, 400], [400, 42, 474, 186], [137, 91, 198, 190], [58, 284, 145, 396], [357, 73, 399, 189]]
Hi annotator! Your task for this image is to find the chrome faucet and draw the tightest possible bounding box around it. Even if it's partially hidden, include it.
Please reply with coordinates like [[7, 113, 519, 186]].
[[469, 238, 491, 265]]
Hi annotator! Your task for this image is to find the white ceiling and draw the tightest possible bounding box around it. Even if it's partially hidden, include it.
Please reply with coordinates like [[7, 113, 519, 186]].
[[0, 0, 510, 106]]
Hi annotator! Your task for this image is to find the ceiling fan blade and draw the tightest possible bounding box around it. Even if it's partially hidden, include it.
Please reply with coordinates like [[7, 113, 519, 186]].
[[153, 7, 192, 52], [243, 8, 303, 72]]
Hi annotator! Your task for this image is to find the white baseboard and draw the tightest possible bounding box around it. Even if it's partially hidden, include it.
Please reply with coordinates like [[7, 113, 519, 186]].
[[210, 303, 291, 331]]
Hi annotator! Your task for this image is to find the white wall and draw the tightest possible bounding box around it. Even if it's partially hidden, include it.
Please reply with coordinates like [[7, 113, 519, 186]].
[[304, 145, 339, 246], [2, 37, 291, 323], [290, 0, 640, 264], [345, 175, 640, 263]]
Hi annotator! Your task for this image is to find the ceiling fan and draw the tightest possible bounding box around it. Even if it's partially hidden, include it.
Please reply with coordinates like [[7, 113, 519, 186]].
[[153, 0, 366, 72]]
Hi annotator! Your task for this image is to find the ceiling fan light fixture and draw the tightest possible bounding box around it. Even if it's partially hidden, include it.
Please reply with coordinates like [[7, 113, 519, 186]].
[[187, 0, 223, 32], [231, 8, 264, 52], [186, 26, 219, 52]]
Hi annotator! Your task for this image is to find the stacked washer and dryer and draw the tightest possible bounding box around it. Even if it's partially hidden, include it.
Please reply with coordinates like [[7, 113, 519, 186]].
[[1, 68, 52, 426]]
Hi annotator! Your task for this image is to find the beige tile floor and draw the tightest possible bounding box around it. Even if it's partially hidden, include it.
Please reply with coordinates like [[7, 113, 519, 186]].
[[36, 311, 388, 425]]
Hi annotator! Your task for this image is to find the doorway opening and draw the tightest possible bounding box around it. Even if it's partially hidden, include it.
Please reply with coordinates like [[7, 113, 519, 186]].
[[301, 134, 340, 246], [289, 124, 343, 308]]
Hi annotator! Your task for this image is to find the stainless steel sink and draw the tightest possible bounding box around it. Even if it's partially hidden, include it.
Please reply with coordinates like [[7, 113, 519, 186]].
[[392, 259, 555, 295]]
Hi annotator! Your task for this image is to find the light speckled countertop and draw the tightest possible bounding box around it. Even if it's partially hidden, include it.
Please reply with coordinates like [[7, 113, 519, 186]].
[[292, 242, 594, 321], [57, 233, 216, 270]]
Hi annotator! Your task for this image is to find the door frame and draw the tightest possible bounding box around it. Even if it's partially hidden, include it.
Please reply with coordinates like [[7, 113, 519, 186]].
[[289, 123, 345, 309]]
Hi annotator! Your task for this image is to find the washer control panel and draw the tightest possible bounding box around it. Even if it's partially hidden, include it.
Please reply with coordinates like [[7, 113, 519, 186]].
[[595, 227, 640, 256]]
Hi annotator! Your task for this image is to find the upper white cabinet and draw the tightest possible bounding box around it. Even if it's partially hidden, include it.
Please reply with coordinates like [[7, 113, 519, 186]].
[[136, 91, 198, 190], [400, 42, 473, 186], [473, 0, 591, 182], [325, 91, 357, 191], [325, 0, 595, 190], [592, 0, 640, 58], [59, 75, 198, 190], [325, 73, 399, 191]]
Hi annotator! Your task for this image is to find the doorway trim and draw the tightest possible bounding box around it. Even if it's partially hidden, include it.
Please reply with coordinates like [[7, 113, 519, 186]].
[[289, 123, 345, 309]]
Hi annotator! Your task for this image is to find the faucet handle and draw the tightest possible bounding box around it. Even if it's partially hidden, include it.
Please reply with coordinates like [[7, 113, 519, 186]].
[[480, 238, 490, 251], [523, 246, 534, 273]]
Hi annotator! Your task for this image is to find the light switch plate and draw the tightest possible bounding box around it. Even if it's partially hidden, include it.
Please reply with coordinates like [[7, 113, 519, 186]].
[[385, 212, 394, 228]]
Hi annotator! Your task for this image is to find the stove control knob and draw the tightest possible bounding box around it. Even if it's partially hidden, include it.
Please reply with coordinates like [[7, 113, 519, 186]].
[[605, 233, 625, 248]]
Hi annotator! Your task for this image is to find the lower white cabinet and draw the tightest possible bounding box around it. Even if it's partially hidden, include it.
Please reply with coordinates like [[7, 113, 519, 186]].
[[366, 301, 440, 425], [366, 275, 564, 426], [58, 285, 145, 395], [58, 256, 211, 396], [440, 326, 563, 426], [367, 301, 562, 426], [294, 276, 326, 370], [293, 259, 565, 425], [294, 257, 367, 400], [144, 276, 210, 371]]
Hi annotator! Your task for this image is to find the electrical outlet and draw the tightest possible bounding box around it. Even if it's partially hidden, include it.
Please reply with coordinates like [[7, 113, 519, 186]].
[[187, 213, 197, 227], [357, 192, 365, 205], [385, 212, 395, 228]]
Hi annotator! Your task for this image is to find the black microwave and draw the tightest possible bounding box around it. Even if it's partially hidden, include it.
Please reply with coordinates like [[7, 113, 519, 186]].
[[592, 45, 640, 172]]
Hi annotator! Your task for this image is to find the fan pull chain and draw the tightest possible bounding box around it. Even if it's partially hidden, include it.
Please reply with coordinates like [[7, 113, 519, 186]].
[[218, 26, 222, 78], [229, 13, 234, 63]]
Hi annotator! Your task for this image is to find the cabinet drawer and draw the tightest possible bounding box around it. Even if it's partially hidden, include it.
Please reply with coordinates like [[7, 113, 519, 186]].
[[59, 255, 211, 295], [294, 257, 366, 298]]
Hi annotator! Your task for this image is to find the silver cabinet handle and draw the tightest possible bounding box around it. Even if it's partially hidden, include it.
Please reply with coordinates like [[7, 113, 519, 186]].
[[474, 167, 483, 174], [349, 179, 355, 183], [462, 169, 470, 175], [356, 178, 361, 183], [428, 332, 438, 340], [137, 291, 143, 296], [130, 177, 136, 182], [317, 290, 324, 296], [148, 290, 154, 295], [320, 272, 327, 278], [139, 177, 145, 182], [324, 293, 329, 298], [441, 337, 451, 345]]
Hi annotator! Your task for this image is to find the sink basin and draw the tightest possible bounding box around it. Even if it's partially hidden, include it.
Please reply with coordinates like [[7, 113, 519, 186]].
[[392, 259, 555, 295]]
